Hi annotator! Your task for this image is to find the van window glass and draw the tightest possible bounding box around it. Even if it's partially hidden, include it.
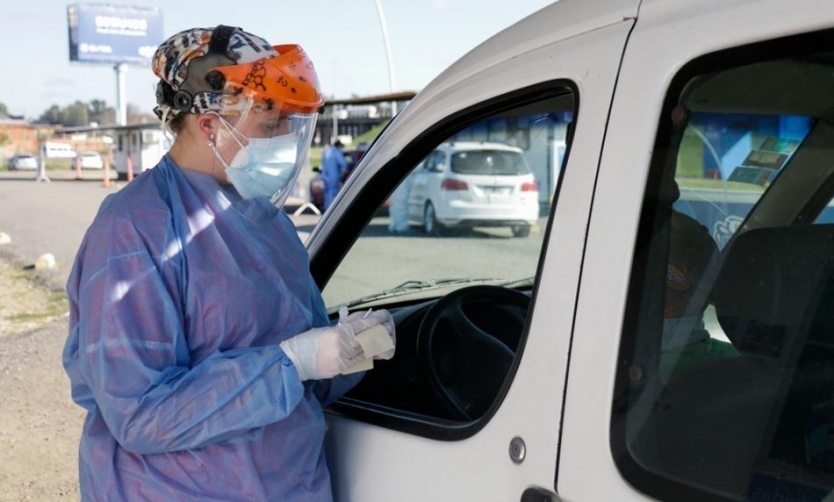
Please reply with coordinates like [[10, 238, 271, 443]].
[[323, 100, 573, 310], [615, 43, 834, 500], [322, 90, 575, 427]]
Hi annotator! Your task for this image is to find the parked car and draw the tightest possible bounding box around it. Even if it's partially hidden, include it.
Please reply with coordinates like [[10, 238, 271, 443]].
[[406, 142, 539, 237], [341, 148, 368, 183], [8, 154, 37, 170], [76, 151, 103, 169], [305, 0, 834, 501]]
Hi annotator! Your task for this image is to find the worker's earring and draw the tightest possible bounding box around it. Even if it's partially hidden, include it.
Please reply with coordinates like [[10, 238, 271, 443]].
[[208, 133, 216, 147]]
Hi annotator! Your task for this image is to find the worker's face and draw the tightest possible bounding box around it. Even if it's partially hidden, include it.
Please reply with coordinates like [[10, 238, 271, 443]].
[[229, 108, 295, 140], [212, 108, 295, 168]]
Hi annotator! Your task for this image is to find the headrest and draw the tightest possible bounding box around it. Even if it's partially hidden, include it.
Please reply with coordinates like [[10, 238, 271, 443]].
[[712, 224, 834, 362]]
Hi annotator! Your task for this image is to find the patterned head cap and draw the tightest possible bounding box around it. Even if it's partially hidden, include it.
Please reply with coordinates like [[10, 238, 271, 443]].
[[152, 26, 280, 121]]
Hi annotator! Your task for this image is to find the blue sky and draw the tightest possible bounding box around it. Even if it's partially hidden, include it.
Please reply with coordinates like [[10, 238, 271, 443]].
[[0, 0, 554, 118]]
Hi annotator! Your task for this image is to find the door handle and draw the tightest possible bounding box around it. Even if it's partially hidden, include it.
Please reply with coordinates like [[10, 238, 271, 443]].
[[521, 487, 561, 502]]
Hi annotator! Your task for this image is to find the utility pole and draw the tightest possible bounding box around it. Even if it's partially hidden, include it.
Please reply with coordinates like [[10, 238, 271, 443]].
[[373, 0, 398, 116]]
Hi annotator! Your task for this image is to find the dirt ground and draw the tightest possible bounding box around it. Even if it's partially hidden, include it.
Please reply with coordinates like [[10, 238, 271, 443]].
[[0, 258, 83, 501]]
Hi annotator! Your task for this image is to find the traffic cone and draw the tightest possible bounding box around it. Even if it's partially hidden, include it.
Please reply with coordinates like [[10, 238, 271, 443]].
[[126, 156, 134, 182], [74, 155, 83, 180], [102, 155, 111, 188]]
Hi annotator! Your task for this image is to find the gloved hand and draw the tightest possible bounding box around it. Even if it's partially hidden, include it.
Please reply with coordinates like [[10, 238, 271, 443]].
[[279, 313, 390, 381], [345, 309, 396, 360]]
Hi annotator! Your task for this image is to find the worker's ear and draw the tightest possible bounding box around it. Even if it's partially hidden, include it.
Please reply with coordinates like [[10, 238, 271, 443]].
[[196, 114, 220, 143]]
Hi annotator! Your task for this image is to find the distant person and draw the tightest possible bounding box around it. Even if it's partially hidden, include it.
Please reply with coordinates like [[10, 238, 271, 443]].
[[62, 25, 394, 500], [662, 209, 718, 351], [35, 144, 50, 183], [322, 139, 347, 209], [658, 181, 738, 381], [388, 172, 413, 234]]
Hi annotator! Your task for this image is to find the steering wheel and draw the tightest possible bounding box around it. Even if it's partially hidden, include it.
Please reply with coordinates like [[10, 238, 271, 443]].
[[416, 285, 530, 421]]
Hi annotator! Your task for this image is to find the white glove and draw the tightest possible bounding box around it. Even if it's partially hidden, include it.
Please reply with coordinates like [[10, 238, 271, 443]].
[[346, 309, 396, 360], [280, 314, 388, 381]]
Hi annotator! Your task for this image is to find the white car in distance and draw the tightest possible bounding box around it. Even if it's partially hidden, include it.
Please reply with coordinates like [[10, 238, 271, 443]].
[[407, 142, 539, 237], [76, 151, 103, 169], [8, 154, 37, 170]]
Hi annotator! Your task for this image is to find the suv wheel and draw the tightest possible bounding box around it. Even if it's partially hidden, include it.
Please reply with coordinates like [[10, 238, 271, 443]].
[[511, 224, 530, 238], [424, 202, 444, 236]]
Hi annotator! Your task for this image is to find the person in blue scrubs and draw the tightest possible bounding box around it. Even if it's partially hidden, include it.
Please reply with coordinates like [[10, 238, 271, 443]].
[[321, 140, 348, 210], [62, 25, 395, 501]]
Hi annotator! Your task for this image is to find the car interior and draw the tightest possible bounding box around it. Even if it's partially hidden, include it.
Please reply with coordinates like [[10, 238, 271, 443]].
[[344, 285, 531, 423]]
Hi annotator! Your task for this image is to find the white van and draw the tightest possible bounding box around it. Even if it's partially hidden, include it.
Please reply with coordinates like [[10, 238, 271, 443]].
[[308, 0, 834, 500]]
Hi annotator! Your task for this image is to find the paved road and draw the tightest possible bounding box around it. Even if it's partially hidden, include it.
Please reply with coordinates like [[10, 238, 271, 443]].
[[321, 215, 546, 307], [0, 169, 321, 291]]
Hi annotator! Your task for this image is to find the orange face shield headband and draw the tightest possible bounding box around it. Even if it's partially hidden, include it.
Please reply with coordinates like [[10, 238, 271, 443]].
[[213, 45, 324, 114], [155, 25, 323, 116]]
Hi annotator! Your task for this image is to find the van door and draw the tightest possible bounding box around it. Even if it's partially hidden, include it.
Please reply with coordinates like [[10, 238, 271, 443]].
[[306, 2, 640, 500], [561, 0, 834, 500]]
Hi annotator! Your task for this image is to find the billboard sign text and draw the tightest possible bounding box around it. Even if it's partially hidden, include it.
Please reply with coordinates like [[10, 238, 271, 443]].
[[68, 3, 163, 65]]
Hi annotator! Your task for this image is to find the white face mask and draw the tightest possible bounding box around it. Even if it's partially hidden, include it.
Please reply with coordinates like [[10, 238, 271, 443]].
[[212, 117, 302, 205]]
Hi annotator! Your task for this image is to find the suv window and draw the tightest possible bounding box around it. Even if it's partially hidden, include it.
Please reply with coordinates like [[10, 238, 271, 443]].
[[321, 87, 575, 432], [614, 37, 834, 500], [451, 150, 530, 175]]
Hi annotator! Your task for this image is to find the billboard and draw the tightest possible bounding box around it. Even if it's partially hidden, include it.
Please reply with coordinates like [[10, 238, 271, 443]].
[[68, 3, 163, 65]]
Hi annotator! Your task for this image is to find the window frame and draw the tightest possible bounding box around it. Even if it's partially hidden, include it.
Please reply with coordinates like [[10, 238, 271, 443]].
[[611, 28, 834, 502], [317, 80, 580, 441]]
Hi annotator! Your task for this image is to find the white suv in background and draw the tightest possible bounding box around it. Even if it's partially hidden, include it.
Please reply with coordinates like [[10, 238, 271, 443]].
[[76, 151, 103, 169], [407, 142, 540, 237]]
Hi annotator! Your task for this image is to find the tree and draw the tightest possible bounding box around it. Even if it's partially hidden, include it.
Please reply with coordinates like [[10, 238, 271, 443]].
[[38, 105, 64, 125], [36, 100, 116, 127], [88, 99, 116, 126], [0, 102, 7, 118], [64, 101, 89, 127], [126, 103, 157, 124]]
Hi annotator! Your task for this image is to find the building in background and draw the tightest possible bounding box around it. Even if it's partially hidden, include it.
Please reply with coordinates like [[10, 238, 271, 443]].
[[317, 92, 416, 146]]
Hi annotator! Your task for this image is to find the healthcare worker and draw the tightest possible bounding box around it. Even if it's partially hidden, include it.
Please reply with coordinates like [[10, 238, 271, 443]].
[[62, 25, 395, 501], [321, 139, 347, 209]]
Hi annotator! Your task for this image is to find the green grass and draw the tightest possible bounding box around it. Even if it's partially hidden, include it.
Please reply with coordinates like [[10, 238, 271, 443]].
[[353, 121, 390, 146], [2, 269, 69, 325], [676, 130, 705, 179], [7, 307, 64, 323], [677, 177, 766, 192], [308, 147, 323, 170]]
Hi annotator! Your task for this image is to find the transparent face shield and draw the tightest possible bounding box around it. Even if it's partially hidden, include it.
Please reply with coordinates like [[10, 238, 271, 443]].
[[211, 98, 318, 207]]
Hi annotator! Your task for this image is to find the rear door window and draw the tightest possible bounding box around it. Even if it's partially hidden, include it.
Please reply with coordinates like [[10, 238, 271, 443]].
[[613, 33, 834, 501]]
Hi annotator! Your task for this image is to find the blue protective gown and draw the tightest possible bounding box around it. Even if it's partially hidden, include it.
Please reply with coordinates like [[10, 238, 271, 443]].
[[62, 155, 361, 501], [321, 146, 347, 210]]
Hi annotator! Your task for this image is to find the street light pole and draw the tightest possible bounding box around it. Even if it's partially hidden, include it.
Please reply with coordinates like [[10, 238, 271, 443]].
[[373, 0, 397, 116], [114, 64, 128, 126]]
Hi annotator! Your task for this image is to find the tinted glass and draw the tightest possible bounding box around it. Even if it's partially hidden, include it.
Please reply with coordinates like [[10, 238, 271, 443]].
[[616, 46, 834, 501]]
